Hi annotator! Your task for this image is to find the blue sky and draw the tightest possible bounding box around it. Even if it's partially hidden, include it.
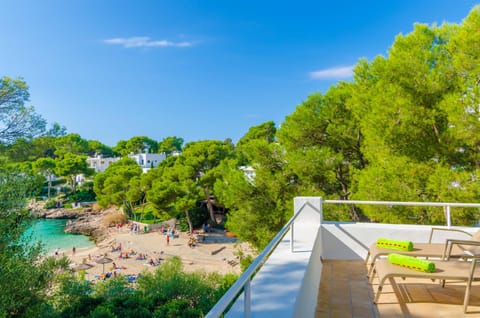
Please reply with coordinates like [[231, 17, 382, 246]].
[[0, 1, 478, 146]]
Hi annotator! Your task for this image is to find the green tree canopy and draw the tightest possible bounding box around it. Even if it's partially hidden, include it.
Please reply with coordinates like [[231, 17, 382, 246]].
[[158, 136, 184, 155], [216, 132, 296, 249], [114, 136, 158, 156], [54, 133, 89, 158], [32, 157, 56, 198], [0, 167, 67, 317], [94, 158, 143, 214], [46, 122, 67, 137], [55, 153, 92, 194], [87, 139, 115, 157], [148, 140, 233, 232], [0, 77, 46, 144]]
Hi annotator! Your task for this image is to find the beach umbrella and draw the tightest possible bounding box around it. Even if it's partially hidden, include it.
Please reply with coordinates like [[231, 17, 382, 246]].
[[96, 256, 113, 273], [74, 263, 92, 271], [74, 263, 93, 281]]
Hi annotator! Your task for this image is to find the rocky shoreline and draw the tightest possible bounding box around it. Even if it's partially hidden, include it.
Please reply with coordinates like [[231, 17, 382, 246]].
[[29, 202, 116, 243]]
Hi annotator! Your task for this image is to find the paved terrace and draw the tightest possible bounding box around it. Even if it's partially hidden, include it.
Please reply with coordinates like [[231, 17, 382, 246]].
[[318, 260, 480, 317]]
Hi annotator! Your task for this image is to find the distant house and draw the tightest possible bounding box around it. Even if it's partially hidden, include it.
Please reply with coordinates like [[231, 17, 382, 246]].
[[240, 165, 256, 182], [86, 154, 121, 173], [86, 152, 167, 174], [128, 152, 167, 173]]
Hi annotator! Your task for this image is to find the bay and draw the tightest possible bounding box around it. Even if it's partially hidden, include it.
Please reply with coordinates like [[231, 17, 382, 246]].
[[25, 218, 95, 254]]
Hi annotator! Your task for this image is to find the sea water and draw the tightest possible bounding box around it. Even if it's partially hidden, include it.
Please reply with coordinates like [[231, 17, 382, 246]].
[[25, 219, 95, 254]]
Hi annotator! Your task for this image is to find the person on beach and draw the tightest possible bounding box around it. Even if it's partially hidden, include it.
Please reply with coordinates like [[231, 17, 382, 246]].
[[166, 233, 170, 245], [72, 246, 76, 256]]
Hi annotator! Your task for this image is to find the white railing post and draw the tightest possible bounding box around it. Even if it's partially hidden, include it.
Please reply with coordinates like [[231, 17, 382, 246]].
[[319, 197, 323, 224], [244, 279, 251, 318], [446, 205, 452, 228], [290, 221, 294, 253]]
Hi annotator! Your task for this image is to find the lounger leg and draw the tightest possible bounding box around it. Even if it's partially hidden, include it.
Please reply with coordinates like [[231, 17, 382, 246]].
[[368, 263, 374, 279], [463, 259, 478, 313], [365, 251, 371, 265], [367, 255, 379, 279], [464, 279, 472, 314], [369, 265, 377, 284], [374, 277, 387, 303]]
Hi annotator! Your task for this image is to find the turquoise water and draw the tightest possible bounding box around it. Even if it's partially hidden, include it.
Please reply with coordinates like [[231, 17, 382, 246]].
[[25, 219, 95, 254]]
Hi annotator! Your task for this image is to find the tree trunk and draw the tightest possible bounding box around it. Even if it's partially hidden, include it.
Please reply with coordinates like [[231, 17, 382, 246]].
[[129, 201, 137, 221], [337, 165, 359, 222], [70, 175, 77, 194], [185, 210, 193, 234], [139, 196, 147, 222], [203, 188, 216, 223], [47, 179, 52, 199]]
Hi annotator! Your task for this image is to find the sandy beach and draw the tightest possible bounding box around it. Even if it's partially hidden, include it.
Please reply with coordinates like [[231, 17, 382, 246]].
[[62, 226, 253, 281]]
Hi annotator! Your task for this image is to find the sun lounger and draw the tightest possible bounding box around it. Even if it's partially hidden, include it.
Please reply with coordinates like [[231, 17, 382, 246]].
[[366, 228, 479, 278], [373, 258, 480, 313], [372, 240, 480, 313]]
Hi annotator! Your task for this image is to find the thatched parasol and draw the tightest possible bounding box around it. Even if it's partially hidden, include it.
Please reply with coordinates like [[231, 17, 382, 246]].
[[73, 262, 93, 281], [96, 256, 113, 273], [74, 263, 93, 271]]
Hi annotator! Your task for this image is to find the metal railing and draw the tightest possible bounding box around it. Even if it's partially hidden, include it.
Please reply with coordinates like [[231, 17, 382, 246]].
[[205, 199, 480, 317], [205, 199, 321, 318], [324, 200, 480, 228]]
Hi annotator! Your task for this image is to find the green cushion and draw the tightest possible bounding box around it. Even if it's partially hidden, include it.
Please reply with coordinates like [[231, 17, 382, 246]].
[[388, 253, 436, 273], [376, 238, 414, 251]]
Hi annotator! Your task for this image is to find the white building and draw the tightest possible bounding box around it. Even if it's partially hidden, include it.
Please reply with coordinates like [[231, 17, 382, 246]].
[[240, 165, 256, 183], [86, 155, 121, 173], [128, 152, 167, 173]]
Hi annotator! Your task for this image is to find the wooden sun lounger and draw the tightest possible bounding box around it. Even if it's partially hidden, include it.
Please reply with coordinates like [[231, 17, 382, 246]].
[[366, 242, 467, 279], [366, 228, 477, 279], [372, 240, 480, 313], [373, 258, 480, 313]]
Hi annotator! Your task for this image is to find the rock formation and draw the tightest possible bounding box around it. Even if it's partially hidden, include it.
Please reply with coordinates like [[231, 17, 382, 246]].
[[29, 202, 122, 243]]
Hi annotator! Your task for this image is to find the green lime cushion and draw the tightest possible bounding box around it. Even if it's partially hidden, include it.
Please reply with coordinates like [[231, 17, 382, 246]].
[[376, 238, 413, 251], [388, 253, 436, 273]]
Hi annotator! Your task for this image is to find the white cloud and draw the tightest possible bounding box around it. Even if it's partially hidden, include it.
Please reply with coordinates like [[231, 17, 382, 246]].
[[103, 36, 193, 48], [309, 65, 354, 80]]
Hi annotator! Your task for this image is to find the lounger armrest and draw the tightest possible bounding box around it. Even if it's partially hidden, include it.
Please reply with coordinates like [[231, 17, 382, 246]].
[[428, 227, 473, 243], [444, 239, 480, 259], [446, 239, 480, 246]]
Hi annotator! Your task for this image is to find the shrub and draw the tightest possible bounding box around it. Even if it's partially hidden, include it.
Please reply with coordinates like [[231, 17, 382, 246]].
[[176, 206, 209, 231], [68, 189, 96, 203], [68, 182, 96, 202], [51, 178, 67, 187], [89, 306, 116, 318], [44, 198, 57, 209], [102, 213, 128, 227], [240, 254, 254, 272]]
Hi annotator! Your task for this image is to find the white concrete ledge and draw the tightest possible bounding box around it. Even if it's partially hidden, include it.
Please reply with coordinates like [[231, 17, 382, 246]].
[[226, 198, 322, 318]]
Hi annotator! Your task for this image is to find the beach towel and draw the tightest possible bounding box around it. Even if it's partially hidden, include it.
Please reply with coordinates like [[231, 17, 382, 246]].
[[376, 238, 413, 251], [387, 253, 435, 273]]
